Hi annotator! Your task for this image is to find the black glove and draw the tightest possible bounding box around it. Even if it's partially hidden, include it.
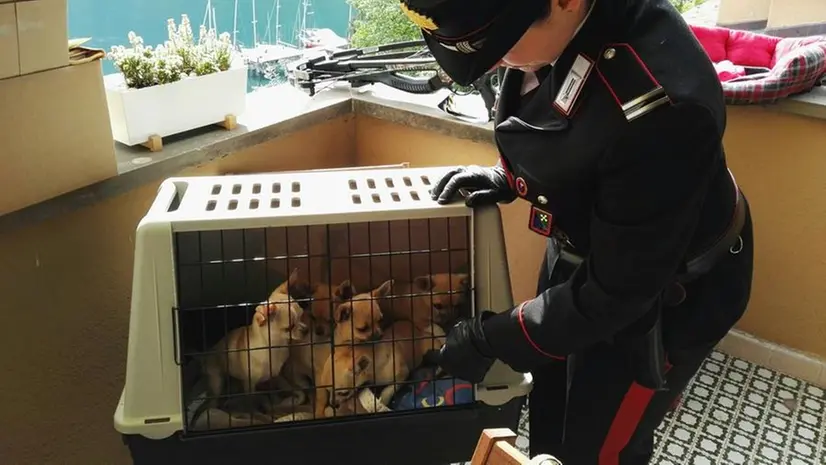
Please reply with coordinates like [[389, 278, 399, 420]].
[[437, 311, 497, 383], [431, 165, 517, 207]]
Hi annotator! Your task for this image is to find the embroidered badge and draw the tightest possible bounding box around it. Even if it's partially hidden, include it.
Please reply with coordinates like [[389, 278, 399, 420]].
[[528, 206, 553, 237], [515, 177, 528, 197], [553, 54, 594, 117], [399, 3, 438, 30]]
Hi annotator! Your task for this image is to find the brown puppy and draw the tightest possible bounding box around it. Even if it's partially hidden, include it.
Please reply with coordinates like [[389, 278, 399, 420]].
[[280, 280, 358, 396], [201, 269, 309, 402], [331, 279, 393, 344], [315, 319, 445, 418], [385, 273, 470, 331], [302, 280, 358, 339]]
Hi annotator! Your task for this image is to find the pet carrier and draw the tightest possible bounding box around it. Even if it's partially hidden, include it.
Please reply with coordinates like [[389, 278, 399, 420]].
[[114, 166, 531, 465]]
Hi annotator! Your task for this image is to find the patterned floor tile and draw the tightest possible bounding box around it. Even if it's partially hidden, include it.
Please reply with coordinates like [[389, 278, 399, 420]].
[[504, 350, 826, 465]]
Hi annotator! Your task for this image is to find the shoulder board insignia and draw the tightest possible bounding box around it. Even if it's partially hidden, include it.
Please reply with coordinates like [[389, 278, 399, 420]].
[[595, 44, 671, 122]]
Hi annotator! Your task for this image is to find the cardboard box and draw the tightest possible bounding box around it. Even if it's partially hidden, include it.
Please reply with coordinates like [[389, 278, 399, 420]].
[[16, 0, 68, 74], [0, 59, 117, 216], [0, 3, 18, 79]]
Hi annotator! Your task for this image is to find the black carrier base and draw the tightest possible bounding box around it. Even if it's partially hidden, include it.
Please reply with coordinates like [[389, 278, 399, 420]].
[[123, 398, 525, 465]]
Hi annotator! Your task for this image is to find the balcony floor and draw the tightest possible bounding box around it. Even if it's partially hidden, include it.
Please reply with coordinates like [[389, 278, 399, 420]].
[[500, 350, 825, 464]]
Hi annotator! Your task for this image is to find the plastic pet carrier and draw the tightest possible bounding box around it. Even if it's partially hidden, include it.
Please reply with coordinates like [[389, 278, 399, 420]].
[[114, 166, 532, 465]]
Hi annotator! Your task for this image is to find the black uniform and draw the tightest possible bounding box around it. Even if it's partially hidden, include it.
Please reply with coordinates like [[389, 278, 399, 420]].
[[401, 0, 754, 463]]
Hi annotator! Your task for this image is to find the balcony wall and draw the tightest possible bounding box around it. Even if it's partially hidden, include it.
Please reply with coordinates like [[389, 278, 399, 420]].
[[717, 0, 772, 27], [766, 0, 826, 28]]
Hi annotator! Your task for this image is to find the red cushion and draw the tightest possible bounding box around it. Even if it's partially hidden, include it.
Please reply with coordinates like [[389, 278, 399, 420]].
[[690, 25, 780, 68], [727, 29, 778, 67]]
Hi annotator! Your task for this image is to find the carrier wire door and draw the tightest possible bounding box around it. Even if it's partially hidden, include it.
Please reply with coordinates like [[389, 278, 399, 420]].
[[115, 166, 531, 465]]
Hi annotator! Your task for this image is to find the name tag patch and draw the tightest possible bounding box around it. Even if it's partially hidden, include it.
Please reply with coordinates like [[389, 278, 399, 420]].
[[553, 54, 594, 116]]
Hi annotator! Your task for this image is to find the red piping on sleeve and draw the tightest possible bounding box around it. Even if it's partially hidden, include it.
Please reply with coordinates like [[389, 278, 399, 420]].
[[516, 301, 566, 361]]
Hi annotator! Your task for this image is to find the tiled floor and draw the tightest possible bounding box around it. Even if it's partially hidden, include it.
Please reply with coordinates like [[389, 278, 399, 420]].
[[509, 350, 826, 464]]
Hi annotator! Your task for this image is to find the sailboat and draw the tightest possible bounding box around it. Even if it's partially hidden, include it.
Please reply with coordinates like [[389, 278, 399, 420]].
[[294, 0, 348, 51], [238, 0, 304, 76]]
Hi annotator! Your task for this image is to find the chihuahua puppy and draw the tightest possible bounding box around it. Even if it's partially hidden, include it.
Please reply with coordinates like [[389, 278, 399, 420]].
[[279, 280, 358, 396], [201, 269, 309, 404], [316, 319, 445, 418], [331, 279, 393, 344], [385, 273, 469, 331], [302, 280, 356, 339]]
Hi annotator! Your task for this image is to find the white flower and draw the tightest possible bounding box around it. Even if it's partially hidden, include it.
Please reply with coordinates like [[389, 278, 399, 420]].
[[108, 14, 234, 89]]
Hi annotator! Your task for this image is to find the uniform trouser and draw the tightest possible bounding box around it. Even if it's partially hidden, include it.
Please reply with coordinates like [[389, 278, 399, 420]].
[[528, 200, 754, 465]]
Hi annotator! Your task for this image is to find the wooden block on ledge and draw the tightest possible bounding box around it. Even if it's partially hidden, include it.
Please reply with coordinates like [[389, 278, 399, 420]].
[[217, 114, 237, 130], [141, 134, 163, 152]]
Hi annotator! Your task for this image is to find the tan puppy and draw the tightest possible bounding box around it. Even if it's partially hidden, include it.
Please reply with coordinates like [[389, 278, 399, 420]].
[[385, 273, 470, 331], [201, 269, 309, 403], [331, 279, 393, 344], [302, 280, 358, 339], [280, 280, 358, 396], [315, 319, 446, 418]]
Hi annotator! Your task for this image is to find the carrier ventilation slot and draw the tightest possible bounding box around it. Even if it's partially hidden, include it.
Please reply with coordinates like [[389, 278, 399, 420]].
[[200, 180, 301, 212], [347, 174, 430, 205]]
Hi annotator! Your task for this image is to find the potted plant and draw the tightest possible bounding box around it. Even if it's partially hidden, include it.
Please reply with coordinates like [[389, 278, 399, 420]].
[[104, 14, 248, 151]]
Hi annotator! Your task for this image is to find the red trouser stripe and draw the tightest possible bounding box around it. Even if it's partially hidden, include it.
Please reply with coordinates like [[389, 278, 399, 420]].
[[598, 360, 673, 464]]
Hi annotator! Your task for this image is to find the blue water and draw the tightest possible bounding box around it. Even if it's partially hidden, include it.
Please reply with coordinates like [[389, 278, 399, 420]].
[[68, 0, 351, 89]]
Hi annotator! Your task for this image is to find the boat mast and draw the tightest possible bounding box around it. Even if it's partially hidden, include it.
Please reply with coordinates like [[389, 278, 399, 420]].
[[251, 0, 259, 47], [202, 0, 211, 28], [275, 0, 282, 44], [232, 0, 239, 45], [299, 0, 308, 48]]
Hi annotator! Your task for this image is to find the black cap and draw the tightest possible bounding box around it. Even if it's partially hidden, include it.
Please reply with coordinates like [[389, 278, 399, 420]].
[[400, 0, 549, 86]]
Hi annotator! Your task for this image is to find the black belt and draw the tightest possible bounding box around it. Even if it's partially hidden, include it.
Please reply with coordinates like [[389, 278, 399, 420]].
[[557, 175, 746, 300]]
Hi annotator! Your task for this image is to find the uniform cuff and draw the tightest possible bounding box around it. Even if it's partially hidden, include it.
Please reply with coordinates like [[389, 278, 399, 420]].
[[482, 302, 567, 373]]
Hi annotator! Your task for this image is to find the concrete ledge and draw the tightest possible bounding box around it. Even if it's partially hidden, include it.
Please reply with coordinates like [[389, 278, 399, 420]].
[[2, 80, 826, 234]]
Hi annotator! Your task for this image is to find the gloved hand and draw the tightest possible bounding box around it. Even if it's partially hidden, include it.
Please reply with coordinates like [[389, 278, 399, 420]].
[[431, 165, 516, 207], [437, 311, 497, 383]]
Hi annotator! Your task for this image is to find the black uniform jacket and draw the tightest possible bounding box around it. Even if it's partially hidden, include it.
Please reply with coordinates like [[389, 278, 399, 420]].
[[481, 0, 739, 373]]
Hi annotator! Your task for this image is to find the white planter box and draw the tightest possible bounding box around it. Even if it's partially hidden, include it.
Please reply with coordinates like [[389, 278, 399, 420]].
[[104, 65, 248, 147]]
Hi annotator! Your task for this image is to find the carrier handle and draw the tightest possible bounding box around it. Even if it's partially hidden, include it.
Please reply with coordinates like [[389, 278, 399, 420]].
[[147, 180, 183, 217]]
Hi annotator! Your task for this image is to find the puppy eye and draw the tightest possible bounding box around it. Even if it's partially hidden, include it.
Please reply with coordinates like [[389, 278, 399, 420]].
[[433, 303, 444, 310], [357, 325, 369, 332]]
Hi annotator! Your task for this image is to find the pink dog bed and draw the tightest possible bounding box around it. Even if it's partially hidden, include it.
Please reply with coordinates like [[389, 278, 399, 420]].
[[689, 24, 826, 104]]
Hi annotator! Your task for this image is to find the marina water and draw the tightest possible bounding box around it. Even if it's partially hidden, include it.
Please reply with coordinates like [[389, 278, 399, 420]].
[[68, 0, 352, 90]]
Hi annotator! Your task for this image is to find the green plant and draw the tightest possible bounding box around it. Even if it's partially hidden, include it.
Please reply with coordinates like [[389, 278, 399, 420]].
[[670, 0, 706, 13], [347, 0, 706, 50], [106, 14, 235, 89], [347, 0, 422, 49]]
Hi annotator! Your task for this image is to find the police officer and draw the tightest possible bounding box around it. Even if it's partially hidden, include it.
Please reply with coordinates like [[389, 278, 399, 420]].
[[399, 0, 754, 463]]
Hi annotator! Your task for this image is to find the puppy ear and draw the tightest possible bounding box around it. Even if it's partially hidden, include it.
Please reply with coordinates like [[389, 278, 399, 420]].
[[413, 276, 433, 291], [273, 270, 296, 295], [288, 268, 300, 285], [335, 280, 356, 301], [372, 279, 394, 298], [334, 303, 351, 323], [355, 354, 371, 374]]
